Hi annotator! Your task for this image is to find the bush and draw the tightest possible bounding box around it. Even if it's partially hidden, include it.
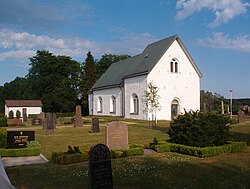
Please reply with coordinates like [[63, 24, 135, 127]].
[[16, 110, 21, 119], [0, 128, 7, 148], [0, 117, 8, 127], [27, 141, 41, 148], [0, 147, 41, 157], [155, 142, 247, 157], [56, 112, 74, 118], [167, 111, 230, 147], [9, 111, 14, 119], [51, 151, 88, 165], [0, 113, 5, 117]]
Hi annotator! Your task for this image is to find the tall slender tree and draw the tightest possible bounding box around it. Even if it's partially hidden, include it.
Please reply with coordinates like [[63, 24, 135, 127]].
[[80, 51, 96, 115]]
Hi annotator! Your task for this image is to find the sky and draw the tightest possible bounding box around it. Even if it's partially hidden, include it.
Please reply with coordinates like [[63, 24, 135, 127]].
[[0, 0, 249, 99]]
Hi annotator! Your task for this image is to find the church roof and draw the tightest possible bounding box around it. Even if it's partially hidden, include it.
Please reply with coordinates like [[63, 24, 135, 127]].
[[90, 35, 202, 92], [5, 100, 43, 107]]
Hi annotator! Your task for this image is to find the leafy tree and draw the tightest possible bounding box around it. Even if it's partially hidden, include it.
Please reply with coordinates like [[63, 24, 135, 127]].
[[80, 51, 96, 115], [95, 54, 130, 79], [143, 82, 161, 128], [167, 111, 230, 147], [27, 50, 80, 112]]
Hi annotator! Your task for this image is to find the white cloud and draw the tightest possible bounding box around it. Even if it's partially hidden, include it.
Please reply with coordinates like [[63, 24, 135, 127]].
[[196, 32, 250, 53], [176, 0, 250, 27], [0, 28, 155, 62]]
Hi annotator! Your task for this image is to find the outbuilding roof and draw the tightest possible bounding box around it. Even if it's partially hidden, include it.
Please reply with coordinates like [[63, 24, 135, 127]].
[[5, 100, 43, 107], [90, 35, 202, 92]]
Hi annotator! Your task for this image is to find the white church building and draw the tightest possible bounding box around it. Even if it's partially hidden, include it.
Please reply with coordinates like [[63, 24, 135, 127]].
[[88, 35, 202, 120]]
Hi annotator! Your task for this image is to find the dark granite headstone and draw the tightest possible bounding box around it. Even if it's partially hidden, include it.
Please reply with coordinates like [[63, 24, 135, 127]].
[[237, 110, 245, 123], [7, 131, 35, 148], [45, 113, 56, 135], [91, 117, 100, 133], [105, 121, 128, 150], [74, 105, 83, 127], [89, 144, 113, 189]]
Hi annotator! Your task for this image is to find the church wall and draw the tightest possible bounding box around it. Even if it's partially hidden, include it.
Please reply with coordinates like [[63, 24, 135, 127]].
[[91, 87, 123, 117], [147, 40, 200, 120], [124, 75, 147, 120]]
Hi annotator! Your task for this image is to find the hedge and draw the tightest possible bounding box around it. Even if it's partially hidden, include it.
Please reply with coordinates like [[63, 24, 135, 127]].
[[155, 142, 247, 157], [0, 117, 8, 127], [0, 147, 41, 157], [0, 128, 7, 148], [56, 112, 74, 118], [51, 151, 88, 165]]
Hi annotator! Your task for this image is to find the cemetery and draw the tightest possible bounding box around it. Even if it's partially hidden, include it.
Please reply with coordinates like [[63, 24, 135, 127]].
[[0, 110, 249, 188]]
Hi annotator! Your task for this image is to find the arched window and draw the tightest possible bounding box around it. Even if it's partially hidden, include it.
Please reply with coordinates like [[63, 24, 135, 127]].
[[130, 94, 139, 114], [170, 58, 179, 73], [171, 99, 180, 119], [97, 97, 103, 113], [110, 96, 116, 113]]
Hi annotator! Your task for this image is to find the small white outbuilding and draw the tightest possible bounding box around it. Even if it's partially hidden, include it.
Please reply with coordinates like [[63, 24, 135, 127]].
[[88, 35, 202, 120], [5, 100, 43, 118]]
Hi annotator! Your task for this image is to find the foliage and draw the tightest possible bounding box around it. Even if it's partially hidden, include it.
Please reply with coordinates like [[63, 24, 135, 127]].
[[51, 151, 88, 165], [0, 113, 5, 117], [66, 145, 82, 154], [56, 112, 74, 118], [0, 147, 41, 157], [27, 50, 80, 112], [80, 51, 96, 115], [16, 110, 21, 119], [143, 82, 161, 128], [9, 110, 14, 119], [27, 141, 41, 148], [167, 111, 231, 147], [111, 147, 144, 158], [0, 128, 7, 148], [0, 117, 8, 127]]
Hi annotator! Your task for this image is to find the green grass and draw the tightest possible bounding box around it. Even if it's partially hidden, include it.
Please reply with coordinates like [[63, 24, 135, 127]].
[[5, 118, 250, 189]]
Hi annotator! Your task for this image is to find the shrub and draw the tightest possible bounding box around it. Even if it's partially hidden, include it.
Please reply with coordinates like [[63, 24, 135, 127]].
[[16, 110, 21, 119], [167, 111, 230, 147], [0, 113, 5, 117], [9, 111, 14, 119], [155, 142, 247, 157], [56, 112, 74, 118], [0, 128, 7, 148], [66, 145, 82, 154], [0, 117, 8, 127], [111, 147, 144, 158], [27, 141, 41, 148], [0, 147, 41, 157], [51, 151, 88, 165]]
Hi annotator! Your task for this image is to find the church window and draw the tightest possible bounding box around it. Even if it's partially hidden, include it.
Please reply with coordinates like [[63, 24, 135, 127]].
[[130, 94, 139, 114], [110, 96, 116, 113], [97, 97, 103, 113], [170, 58, 179, 73]]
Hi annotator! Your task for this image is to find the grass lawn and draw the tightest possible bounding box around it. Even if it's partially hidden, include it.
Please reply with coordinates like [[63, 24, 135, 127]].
[[5, 118, 250, 189]]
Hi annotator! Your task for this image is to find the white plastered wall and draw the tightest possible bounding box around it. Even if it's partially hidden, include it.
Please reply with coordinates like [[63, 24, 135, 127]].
[[92, 87, 123, 117], [147, 40, 200, 120], [5, 106, 42, 117], [124, 75, 147, 120]]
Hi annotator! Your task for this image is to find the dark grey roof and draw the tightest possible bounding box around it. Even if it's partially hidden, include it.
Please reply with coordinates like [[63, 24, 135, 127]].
[[90, 35, 202, 92]]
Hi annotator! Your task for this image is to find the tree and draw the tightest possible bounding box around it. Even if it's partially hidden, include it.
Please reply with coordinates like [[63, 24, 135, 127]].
[[95, 54, 130, 79], [27, 50, 80, 112], [80, 51, 96, 115], [143, 82, 161, 128]]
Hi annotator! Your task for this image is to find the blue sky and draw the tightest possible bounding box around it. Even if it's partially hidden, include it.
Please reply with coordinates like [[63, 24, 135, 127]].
[[0, 0, 249, 98]]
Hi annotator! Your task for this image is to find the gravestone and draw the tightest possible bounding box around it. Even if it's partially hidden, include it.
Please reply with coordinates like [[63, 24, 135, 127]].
[[106, 121, 128, 149], [74, 105, 83, 127], [237, 110, 245, 123], [23, 113, 28, 122], [7, 131, 35, 148], [37, 112, 46, 129], [89, 144, 113, 189], [45, 113, 56, 135], [91, 117, 100, 133]]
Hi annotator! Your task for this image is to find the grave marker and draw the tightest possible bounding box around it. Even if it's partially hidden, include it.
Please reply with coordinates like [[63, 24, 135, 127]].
[[237, 110, 245, 123], [7, 131, 35, 148], [74, 105, 83, 127], [45, 113, 56, 135], [89, 144, 113, 189], [91, 117, 100, 133], [106, 121, 128, 149]]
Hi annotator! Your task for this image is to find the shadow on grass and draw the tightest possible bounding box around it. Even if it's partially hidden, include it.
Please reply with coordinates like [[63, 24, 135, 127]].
[[231, 132, 250, 145]]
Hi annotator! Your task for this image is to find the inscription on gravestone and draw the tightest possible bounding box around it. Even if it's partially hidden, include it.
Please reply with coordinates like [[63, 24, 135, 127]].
[[91, 117, 100, 133], [89, 144, 113, 189], [32, 118, 42, 126], [7, 131, 35, 148], [74, 105, 83, 127], [106, 121, 128, 150]]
